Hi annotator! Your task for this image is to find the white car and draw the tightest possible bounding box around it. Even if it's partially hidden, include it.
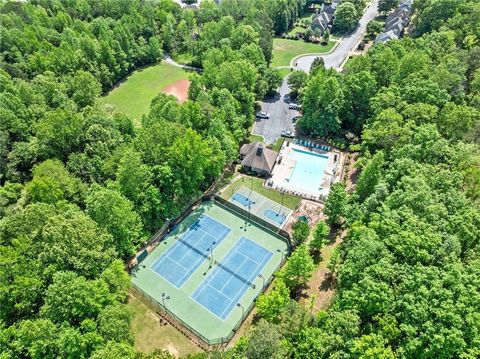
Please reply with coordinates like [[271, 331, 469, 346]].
[[281, 130, 295, 138], [255, 111, 270, 119], [288, 103, 301, 110]]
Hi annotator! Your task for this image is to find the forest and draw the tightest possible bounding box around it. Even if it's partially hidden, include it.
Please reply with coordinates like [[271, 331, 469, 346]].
[[233, 1, 480, 358], [1, 0, 479, 358]]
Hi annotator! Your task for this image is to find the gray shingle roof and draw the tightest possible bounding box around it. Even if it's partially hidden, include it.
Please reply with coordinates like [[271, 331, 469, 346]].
[[241, 143, 278, 173]]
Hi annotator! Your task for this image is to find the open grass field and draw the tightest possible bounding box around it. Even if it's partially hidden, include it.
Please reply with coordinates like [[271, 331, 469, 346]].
[[100, 62, 190, 123], [128, 295, 200, 357], [221, 176, 301, 210], [272, 38, 336, 67]]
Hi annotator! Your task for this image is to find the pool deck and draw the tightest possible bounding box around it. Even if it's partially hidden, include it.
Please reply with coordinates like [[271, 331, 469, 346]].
[[267, 142, 340, 201]]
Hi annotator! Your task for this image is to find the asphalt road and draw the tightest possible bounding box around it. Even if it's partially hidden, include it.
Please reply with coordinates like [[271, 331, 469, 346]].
[[295, 0, 379, 71], [252, 1, 379, 144], [252, 76, 299, 145]]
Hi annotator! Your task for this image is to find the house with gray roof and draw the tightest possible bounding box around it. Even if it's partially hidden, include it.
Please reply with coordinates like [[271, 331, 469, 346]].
[[375, 0, 413, 44], [240, 143, 278, 177], [375, 30, 399, 43], [311, 11, 333, 33], [310, 0, 341, 33]]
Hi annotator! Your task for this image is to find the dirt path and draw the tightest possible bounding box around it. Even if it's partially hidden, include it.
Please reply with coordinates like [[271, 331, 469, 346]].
[[300, 153, 358, 311], [299, 230, 345, 312]]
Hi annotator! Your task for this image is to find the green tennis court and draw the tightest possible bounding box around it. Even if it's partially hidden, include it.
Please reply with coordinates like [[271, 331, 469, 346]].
[[131, 200, 288, 344]]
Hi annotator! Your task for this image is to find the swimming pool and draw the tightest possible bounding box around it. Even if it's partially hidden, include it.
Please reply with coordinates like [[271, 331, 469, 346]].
[[287, 149, 328, 193]]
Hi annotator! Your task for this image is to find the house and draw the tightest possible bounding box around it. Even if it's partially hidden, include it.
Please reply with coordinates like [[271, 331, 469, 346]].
[[375, 30, 399, 43], [310, 0, 340, 33], [375, 0, 413, 44], [385, 16, 405, 36], [240, 143, 278, 177], [311, 11, 333, 32]]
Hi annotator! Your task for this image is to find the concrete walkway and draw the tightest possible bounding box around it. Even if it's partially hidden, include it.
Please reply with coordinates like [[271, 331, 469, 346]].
[[163, 55, 201, 72], [294, 0, 379, 72]]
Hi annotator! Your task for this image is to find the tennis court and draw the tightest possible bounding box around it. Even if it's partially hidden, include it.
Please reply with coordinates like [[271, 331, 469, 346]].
[[229, 186, 292, 228], [150, 215, 231, 288], [264, 209, 287, 225], [130, 200, 289, 343], [231, 192, 255, 207], [192, 237, 272, 320]]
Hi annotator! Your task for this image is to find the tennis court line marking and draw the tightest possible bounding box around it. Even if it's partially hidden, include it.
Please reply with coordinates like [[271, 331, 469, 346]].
[[217, 246, 272, 319], [191, 237, 274, 320], [217, 254, 248, 294], [149, 214, 232, 288], [150, 230, 209, 283], [174, 231, 211, 285]]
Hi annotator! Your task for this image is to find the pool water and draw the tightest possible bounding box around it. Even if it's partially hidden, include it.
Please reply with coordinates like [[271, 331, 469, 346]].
[[287, 149, 328, 193]]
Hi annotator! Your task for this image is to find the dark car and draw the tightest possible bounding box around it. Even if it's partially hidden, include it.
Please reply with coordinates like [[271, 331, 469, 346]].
[[255, 111, 270, 119]]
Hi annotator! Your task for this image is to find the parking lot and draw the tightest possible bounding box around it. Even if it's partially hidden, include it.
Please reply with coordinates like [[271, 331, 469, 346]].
[[252, 76, 300, 144]]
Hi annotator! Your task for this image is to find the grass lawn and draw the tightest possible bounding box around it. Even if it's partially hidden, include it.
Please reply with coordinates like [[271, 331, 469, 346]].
[[342, 56, 357, 71], [287, 25, 307, 36], [128, 295, 201, 357], [272, 38, 336, 67], [100, 62, 190, 123], [298, 12, 315, 22], [278, 68, 292, 78], [248, 134, 264, 143], [220, 176, 301, 210], [269, 137, 286, 152], [173, 52, 194, 66]]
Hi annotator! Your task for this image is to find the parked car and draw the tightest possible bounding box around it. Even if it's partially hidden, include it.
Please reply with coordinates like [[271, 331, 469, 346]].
[[281, 130, 295, 138], [288, 103, 301, 110], [292, 115, 301, 122], [255, 111, 270, 119]]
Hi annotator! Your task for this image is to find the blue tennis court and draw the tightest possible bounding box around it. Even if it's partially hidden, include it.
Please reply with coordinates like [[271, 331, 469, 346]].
[[232, 192, 255, 207], [192, 237, 273, 320], [264, 209, 287, 225], [150, 216, 231, 288]]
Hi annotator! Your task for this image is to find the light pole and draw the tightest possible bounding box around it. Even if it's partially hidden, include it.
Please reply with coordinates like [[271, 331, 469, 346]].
[[237, 303, 245, 321], [161, 292, 170, 314], [258, 273, 265, 290], [208, 241, 216, 268], [278, 190, 285, 217]]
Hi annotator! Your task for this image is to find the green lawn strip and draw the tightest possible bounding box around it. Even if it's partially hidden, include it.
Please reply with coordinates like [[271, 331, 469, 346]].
[[128, 295, 201, 356], [269, 137, 286, 152], [221, 176, 301, 210], [272, 38, 336, 67], [99, 62, 190, 123], [248, 134, 265, 143], [342, 56, 355, 71]]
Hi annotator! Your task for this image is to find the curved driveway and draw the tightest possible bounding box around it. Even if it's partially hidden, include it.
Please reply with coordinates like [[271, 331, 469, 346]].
[[295, 0, 379, 72]]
